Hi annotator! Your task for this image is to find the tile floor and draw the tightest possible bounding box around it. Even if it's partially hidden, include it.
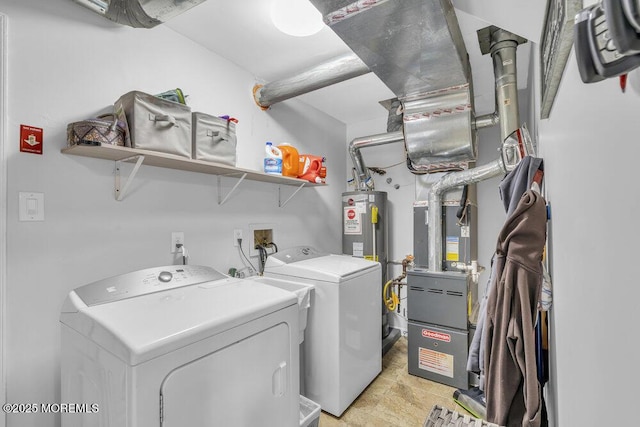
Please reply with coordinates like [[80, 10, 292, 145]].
[[318, 336, 464, 427]]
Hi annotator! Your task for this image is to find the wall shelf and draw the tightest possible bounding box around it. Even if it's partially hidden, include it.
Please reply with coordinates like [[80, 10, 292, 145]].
[[61, 144, 322, 205]]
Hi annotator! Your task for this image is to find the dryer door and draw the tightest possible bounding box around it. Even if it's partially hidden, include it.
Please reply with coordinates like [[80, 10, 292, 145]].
[[160, 323, 294, 426]]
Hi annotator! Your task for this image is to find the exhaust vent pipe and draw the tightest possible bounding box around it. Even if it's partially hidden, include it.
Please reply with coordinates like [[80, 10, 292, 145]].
[[477, 26, 527, 145], [349, 131, 404, 191]]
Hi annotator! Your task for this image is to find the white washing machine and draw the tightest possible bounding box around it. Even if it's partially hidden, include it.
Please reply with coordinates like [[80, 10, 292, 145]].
[[60, 265, 299, 427], [263, 246, 381, 417]]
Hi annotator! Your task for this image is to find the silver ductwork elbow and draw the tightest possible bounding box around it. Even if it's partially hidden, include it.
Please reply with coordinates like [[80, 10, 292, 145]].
[[349, 131, 405, 191], [427, 159, 504, 271]]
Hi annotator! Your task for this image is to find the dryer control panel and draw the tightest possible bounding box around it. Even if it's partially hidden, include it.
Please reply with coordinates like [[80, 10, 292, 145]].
[[73, 265, 226, 306]]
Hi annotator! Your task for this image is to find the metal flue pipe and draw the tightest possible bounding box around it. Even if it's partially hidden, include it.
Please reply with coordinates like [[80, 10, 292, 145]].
[[473, 27, 526, 131], [252, 53, 370, 110], [490, 29, 525, 143], [349, 131, 404, 190], [428, 27, 525, 272]]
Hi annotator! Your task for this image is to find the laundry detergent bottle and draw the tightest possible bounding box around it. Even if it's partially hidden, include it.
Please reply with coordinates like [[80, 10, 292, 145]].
[[264, 142, 283, 175], [299, 155, 326, 183], [278, 143, 301, 177]]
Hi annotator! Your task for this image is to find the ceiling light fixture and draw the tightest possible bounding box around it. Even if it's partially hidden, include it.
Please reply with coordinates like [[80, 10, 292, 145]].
[[270, 0, 324, 37]]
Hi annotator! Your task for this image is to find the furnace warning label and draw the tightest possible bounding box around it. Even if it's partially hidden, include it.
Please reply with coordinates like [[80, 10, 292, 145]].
[[418, 347, 454, 378], [445, 236, 459, 262], [344, 207, 362, 235]]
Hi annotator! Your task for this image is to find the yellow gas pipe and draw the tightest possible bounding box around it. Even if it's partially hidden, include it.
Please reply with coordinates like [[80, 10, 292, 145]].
[[383, 279, 399, 311], [383, 255, 414, 312]]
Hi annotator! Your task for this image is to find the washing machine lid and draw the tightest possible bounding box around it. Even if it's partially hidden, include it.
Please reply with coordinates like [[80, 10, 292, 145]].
[[60, 265, 297, 366], [266, 246, 328, 265], [265, 248, 379, 282]]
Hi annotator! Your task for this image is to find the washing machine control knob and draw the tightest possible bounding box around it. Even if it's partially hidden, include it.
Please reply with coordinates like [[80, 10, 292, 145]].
[[158, 271, 173, 283]]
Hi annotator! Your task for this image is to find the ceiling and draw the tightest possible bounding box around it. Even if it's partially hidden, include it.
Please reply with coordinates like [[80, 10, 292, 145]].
[[165, 0, 547, 126]]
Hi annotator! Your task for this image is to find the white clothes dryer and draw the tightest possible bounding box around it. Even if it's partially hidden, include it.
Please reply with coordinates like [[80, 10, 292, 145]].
[[263, 246, 381, 417], [60, 265, 299, 427]]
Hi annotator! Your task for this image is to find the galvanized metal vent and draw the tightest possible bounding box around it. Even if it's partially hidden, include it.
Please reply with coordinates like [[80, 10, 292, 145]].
[[311, 0, 477, 172]]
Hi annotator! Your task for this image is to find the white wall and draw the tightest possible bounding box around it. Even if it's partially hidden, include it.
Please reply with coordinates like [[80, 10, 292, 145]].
[[2, 1, 346, 426], [536, 45, 640, 425]]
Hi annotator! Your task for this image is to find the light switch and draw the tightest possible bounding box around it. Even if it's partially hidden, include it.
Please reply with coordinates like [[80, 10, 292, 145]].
[[19, 192, 44, 221], [27, 198, 38, 216]]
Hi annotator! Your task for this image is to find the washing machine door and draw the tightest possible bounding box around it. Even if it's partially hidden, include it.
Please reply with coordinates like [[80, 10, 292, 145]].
[[160, 322, 295, 426]]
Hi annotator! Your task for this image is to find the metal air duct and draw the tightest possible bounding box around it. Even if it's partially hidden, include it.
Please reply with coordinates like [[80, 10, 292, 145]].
[[253, 0, 474, 113], [253, 1, 473, 120], [253, 53, 370, 110], [310, 0, 470, 99], [427, 27, 526, 272], [72, 0, 207, 28], [302, 0, 477, 185], [402, 85, 475, 173], [310, 0, 477, 173]]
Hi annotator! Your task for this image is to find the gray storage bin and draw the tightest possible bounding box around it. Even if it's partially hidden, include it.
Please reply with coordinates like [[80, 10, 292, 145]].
[[191, 112, 237, 165], [114, 90, 192, 158], [300, 395, 320, 427]]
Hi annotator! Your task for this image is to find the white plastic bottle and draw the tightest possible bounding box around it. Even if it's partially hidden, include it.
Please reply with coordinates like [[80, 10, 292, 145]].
[[264, 142, 283, 175]]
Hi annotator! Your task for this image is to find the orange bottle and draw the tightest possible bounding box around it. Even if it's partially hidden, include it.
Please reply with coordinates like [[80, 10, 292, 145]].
[[278, 143, 301, 177]]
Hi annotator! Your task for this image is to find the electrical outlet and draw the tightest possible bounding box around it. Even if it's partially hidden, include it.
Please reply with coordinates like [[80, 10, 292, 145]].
[[233, 229, 243, 247], [171, 232, 184, 253]]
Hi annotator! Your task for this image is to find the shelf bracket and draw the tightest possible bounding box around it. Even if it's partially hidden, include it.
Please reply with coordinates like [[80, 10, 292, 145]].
[[279, 183, 306, 207], [217, 173, 247, 205], [115, 155, 145, 201]]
